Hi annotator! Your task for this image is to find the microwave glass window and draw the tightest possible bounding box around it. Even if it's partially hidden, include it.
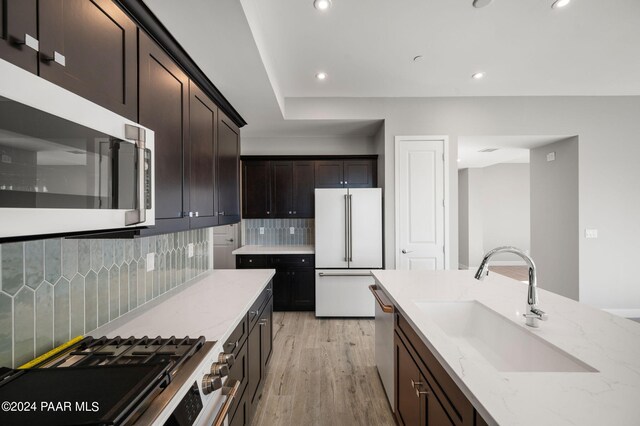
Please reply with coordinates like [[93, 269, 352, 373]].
[[0, 96, 136, 210]]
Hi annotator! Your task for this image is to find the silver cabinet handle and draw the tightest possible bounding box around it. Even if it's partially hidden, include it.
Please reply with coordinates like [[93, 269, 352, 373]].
[[43, 51, 66, 67], [319, 272, 372, 277], [266, 210, 270, 215], [401, 249, 413, 254], [13, 33, 39, 51], [195, 211, 199, 217], [124, 124, 147, 226], [410, 379, 423, 389], [288, 211, 292, 214], [416, 386, 429, 398], [339, 181, 343, 185], [293, 210, 297, 214], [345, 181, 348, 185], [219, 211, 225, 216]]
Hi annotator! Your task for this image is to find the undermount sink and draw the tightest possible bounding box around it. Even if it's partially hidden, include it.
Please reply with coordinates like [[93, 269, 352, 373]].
[[414, 301, 598, 373]]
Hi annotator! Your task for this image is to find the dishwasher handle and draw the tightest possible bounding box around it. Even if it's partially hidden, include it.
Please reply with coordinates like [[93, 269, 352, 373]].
[[369, 285, 393, 313]]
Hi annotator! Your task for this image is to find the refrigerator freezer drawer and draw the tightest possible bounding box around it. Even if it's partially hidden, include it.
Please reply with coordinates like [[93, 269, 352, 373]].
[[315, 270, 376, 317]]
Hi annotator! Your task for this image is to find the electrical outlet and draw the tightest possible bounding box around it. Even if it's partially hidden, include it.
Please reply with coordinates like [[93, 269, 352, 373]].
[[289, 227, 295, 235], [585, 228, 598, 239], [146, 253, 155, 271], [259, 227, 265, 235], [546, 152, 556, 162], [188, 243, 194, 258]]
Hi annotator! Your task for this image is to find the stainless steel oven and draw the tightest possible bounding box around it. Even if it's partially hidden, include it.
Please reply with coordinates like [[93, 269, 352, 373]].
[[0, 59, 154, 239]]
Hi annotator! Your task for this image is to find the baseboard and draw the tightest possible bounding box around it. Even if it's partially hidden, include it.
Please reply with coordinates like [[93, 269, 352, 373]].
[[602, 308, 640, 318]]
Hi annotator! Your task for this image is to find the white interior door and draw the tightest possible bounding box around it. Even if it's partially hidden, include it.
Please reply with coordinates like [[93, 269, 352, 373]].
[[213, 224, 238, 269], [349, 188, 383, 268], [315, 189, 349, 268], [396, 137, 446, 270]]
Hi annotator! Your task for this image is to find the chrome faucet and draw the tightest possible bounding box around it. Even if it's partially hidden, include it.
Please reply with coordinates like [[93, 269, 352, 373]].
[[474, 246, 548, 328]]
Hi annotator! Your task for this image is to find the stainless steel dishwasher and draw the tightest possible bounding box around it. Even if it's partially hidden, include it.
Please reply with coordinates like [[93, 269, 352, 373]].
[[369, 284, 395, 412]]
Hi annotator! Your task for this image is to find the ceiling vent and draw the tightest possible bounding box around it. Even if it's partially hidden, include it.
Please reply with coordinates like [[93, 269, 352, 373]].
[[478, 148, 499, 153]]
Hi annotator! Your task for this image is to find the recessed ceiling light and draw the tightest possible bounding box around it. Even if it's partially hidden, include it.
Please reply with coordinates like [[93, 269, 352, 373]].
[[471, 72, 485, 80], [316, 72, 328, 80], [473, 0, 493, 8], [551, 0, 570, 8], [314, 0, 332, 10]]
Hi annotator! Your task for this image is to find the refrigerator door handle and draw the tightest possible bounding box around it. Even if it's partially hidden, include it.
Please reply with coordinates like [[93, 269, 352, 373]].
[[350, 194, 354, 262], [344, 194, 349, 262]]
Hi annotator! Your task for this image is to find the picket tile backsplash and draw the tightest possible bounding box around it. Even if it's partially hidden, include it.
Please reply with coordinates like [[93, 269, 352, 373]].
[[242, 219, 314, 246], [0, 229, 210, 368]]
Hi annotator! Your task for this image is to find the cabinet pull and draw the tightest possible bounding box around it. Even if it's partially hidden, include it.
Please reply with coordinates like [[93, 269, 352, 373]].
[[225, 340, 238, 350], [369, 285, 393, 313], [293, 211, 297, 214], [12, 33, 39, 51], [219, 211, 225, 216], [195, 211, 199, 217], [410, 378, 423, 389], [288, 211, 292, 215], [266, 211, 271, 215], [415, 386, 429, 398], [42, 51, 66, 67]]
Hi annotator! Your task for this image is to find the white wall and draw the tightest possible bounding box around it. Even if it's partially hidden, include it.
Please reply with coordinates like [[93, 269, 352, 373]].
[[482, 163, 530, 263], [241, 136, 376, 155], [531, 137, 579, 300], [458, 168, 485, 269], [285, 95, 640, 311], [458, 169, 470, 268]]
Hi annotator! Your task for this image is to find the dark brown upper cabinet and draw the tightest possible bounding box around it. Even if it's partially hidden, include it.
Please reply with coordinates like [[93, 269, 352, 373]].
[[315, 159, 376, 188], [38, 0, 138, 121], [0, 0, 39, 73], [242, 160, 271, 219], [216, 111, 241, 225], [314, 160, 344, 188], [189, 81, 218, 228], [139, 31, 190, 233], [0, 0, 137, 120], [292, 161, 315, 217], [242, 159, 316, 219]]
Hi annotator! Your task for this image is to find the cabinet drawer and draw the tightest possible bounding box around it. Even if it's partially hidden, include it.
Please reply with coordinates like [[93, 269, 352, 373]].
[[397, 313, 475, 426], [224, 317, 248, 358], [227, 339, 248, 421], [248, 281, 273, 329], [236, 255, 268, 268], [269, 254, 314, 268]]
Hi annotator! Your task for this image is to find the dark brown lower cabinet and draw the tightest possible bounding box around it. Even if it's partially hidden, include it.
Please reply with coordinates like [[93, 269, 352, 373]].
[[395, 312, 485, 426], [245, 292, 273, 425]]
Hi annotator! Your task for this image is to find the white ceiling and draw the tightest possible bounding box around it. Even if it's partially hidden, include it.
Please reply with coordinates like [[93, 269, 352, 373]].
[[144, 0, 640, 140], [457, 135, 570, 169], [244, 0, 640, 98]]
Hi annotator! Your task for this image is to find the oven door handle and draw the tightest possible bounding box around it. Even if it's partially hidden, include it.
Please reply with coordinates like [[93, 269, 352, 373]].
[[124, 124, 147, 226], [213, 379, 240, 426]]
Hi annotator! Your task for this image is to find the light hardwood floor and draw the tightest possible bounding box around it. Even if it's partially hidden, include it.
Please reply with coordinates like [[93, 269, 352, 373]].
[[488, 265, 529, 282], [251, 312, 395, 426]]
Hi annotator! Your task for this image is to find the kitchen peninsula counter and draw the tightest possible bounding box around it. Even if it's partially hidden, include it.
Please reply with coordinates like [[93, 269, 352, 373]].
[[372, 269, 640, 426]]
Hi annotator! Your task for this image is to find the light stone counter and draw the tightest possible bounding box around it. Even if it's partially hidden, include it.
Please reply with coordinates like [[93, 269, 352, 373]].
[[372, 269, 640, 426], [92, 269, 275, 349], [232, 244, 314, 255]]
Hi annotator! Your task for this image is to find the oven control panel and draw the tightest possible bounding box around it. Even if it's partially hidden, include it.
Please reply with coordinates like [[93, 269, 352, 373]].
[[164, 382, 203, 426]]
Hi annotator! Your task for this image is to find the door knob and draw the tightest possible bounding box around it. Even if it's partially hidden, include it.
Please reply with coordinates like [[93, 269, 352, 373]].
[[226, 238, 234, 242], [401, 249, 413, 254]]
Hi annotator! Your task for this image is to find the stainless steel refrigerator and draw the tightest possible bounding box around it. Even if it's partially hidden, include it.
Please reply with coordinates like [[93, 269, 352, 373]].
[[314, 188, 383, 317]]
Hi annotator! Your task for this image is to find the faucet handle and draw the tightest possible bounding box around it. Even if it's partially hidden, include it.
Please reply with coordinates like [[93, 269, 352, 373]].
[[523, 307, 548, 327]]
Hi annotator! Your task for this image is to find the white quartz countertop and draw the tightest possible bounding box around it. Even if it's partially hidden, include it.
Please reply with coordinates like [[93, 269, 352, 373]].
[[232, 245, 315, 255], [372, 270, 640, 426], [92, 269, 275, 346]]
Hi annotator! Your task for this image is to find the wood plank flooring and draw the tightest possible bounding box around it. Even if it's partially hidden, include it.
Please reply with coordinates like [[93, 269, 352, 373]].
[[488, 265, 529, 282], [251, 312, 395, 426]]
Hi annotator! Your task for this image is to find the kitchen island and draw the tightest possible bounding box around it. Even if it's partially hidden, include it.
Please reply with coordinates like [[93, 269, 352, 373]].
[[372, 269, 640, 426]]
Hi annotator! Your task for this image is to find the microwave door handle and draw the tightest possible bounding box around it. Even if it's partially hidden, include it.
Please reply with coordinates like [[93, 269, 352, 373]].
[[124, 124, 146, 226]]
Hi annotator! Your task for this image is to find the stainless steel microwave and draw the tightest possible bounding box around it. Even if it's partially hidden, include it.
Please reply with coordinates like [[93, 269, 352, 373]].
[[0, 59, 155, 239]]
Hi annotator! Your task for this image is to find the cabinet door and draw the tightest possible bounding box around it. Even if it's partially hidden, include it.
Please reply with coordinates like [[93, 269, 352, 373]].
[[139, 32, 189, 231], [260, 297, 273, 370], [247, 320, 262, 414], [314, 160, 344, 188], [217, 112, 241, 225], [395, 334, 426, 426], [0, 0, 38, 73], [38, 0, 138, 120], [227, 340, 248, 423], [272, 270, 291, 311], [242, 161, 271, 218], [189, 81, 217, 228], [344, 159, 376, 188], [425, 383, 454, 426], [290, 268, 315, 311], [271, 161, 293, 217], [292, 161, 315, 218]]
